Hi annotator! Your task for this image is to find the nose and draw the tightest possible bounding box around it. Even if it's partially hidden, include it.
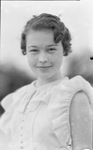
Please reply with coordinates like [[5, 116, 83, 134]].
[[39, 52, 48, 63]]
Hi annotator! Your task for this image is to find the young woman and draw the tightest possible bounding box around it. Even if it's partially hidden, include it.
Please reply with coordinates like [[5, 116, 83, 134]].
[[0, 13, 93, 150]]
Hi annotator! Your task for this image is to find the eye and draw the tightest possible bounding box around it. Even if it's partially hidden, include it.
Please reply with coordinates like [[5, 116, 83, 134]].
[[48, 48, 56, 52], [30, 49, 39, 53]]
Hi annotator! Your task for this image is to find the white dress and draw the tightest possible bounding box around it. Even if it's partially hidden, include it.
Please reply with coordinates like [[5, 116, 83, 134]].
[[0, 76, 93, 150]]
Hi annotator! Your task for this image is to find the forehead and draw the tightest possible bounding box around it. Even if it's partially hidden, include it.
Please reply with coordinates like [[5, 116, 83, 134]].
[[26, 30, 55, 46]]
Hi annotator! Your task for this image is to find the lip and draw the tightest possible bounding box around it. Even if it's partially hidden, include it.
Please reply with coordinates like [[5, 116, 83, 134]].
[[36, 66, 52, 68], [36, 66, 52, 71]]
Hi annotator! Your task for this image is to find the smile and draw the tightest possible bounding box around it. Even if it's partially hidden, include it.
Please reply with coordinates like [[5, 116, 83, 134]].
[[36, 66, 52, 71], [37, 66, 52, 68]]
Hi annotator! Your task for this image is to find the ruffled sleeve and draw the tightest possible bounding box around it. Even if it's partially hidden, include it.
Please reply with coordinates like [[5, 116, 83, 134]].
[[0, 85, 29, 134], [50, 75, 93, 147], [1, 94, 13, 111], [0, 93, 16, 134]]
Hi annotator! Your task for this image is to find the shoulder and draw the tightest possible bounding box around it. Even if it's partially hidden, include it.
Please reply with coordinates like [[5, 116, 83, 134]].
[[65, 75, 93, 106], [1, 83, 31, 111], [67, 75, 91, 89], [56, 75, 91, 92], [66, 75, 90, 90], [54, 75, 91, 99], [51, 75, 93, 116], [15, 83, 31, 95], [70, 76, 93, 108], [51, 75, 92, 101], [1, 93, 13, 110]]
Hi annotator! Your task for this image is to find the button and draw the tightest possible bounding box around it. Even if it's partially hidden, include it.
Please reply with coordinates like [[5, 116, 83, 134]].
[[22, 119, 24, 122], [21, 117, 25, 122], [21, 141, 23, 143], [20, 134, 23, 136], [20, 146, 24, 149]]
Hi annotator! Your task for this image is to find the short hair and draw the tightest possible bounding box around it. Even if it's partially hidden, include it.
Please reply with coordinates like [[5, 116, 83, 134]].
[[21, 13, 72, 56]]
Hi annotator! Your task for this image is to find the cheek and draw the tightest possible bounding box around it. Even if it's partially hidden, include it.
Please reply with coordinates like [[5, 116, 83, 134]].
[[27, 55, 36, 67], [53, 54, 63, 67]]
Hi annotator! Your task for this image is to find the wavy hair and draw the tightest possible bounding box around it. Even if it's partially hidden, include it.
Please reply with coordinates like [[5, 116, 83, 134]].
[[21, 13, 72, 56]]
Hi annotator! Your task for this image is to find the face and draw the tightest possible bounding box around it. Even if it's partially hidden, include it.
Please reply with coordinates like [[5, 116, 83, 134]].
[[26, 30, 64, 81]]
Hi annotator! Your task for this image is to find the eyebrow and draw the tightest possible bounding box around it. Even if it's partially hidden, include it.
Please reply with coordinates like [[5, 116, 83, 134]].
[[47, 44, 58, 47], [28, 44, 58, 48]]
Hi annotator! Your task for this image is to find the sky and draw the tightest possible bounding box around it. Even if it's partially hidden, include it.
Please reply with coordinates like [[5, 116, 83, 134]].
[[1, 0, 93, 74]]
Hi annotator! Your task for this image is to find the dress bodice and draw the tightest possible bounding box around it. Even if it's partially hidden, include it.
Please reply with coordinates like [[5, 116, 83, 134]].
[[0, 76, 93, 150]]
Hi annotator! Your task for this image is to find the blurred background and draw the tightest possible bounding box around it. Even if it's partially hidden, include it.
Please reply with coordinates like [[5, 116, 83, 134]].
[[0, 0, 93, 115]]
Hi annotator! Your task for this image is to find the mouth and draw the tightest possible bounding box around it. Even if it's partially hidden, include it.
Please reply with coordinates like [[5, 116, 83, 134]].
[[36, 66, 52, 68], [36, 66, 52, 71]]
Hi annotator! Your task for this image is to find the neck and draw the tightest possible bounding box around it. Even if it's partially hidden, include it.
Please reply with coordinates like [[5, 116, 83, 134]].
[[36, 71, 64, 88]]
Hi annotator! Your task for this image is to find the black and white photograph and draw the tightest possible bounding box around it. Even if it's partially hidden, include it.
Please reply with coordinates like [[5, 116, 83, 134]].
[[0, 0, 93, 150]]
